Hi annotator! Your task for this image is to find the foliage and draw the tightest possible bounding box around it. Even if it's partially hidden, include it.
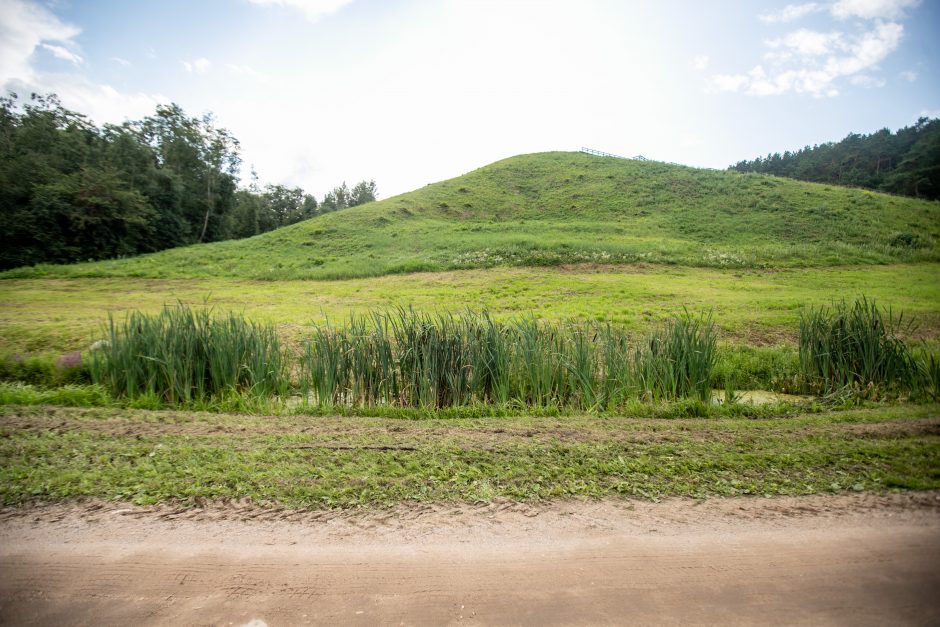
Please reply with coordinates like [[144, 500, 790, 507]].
[[0, 92, 378, 270], [916, 352, 940, 401], [799, 297, 917, 395], [88, 304, 288, 403], [0, 382, 111, 407], [731, 117, 940, 200], [714, 346, 802, 393], [301, 308, 716, 410], [633, 312, 716, 402], [0, 93, 240, 269], [320, 180, 377, 212]]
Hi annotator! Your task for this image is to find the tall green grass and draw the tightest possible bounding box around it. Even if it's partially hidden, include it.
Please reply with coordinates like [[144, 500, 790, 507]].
[[634, 312, 717, 402], [799, 297, 916, 396], [88, 304, 289, 403], [9, 297, 930, 413], [301, 308, 716, 410]]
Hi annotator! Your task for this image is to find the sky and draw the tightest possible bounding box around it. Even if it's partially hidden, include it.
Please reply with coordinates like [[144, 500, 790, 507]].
[[1, 0, 938, 198]]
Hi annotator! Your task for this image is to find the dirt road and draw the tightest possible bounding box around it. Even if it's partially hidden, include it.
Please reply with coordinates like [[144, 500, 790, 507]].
[[1, 492, 938, 626]]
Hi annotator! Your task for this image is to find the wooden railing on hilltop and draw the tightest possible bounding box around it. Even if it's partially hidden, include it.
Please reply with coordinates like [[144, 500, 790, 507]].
[[580, 147, 648, 161]]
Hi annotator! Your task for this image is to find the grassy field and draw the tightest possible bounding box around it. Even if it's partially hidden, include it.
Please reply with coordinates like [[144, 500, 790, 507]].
[[3, 152, 939, 281], [2, 263, 939, 354], [1, 152, 939, 511], [1, 404, 937, 507]]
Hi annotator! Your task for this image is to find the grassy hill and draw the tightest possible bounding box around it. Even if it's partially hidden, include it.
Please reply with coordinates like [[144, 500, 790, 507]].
[[4, 152, 939, 281]]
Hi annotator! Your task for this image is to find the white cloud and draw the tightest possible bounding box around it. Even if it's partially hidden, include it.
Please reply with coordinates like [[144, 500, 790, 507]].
[[831, 0, 920, 20], [0, 0, 164, 124], [110, 56, 131, 67], [691, 55, 709, 71], [710, 73, 749, 92], [900, 70, 917, 82], [4, 73, 165, 123], [824, 21, 902, 75], [40, 43, 83, 65], [0, 0, 80, 85], [182, 57, 212, 73], [246, 0, 353, 22], [711, 20, 903, 97], [766, 29, 843, 56], [225, 63, 260, 77], [919, 109, 940, 120], [849, 74, 886, 87], [47, 78, 165, 123], [762, 50, 793, 65], [759, 3, 822, 23]]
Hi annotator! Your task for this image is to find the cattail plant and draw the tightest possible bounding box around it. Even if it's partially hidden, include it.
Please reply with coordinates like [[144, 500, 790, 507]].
[[88, 303, 288, 403], [799, 297, 916, 395], [299, 308, 717, 410]]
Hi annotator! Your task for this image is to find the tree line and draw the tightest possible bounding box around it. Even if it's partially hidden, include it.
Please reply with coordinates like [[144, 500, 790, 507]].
[[0, 93, 376, 270], [729, 117, 940, 200]]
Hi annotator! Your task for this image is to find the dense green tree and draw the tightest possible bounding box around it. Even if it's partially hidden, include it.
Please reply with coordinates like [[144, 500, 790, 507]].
[[730, 118, 940, 200], [132, 105, 240, 245], [0, 92, 376, 270], [319, 179, 375, 213], [320, 181, 350, 213], [263, 184, 306, 226], [29, 167, 154, 262], [349, 179, 377, 206]]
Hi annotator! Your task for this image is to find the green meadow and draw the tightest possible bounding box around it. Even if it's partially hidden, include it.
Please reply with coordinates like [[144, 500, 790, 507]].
[[2, 152, 939, 508], [2, 264, 939, 354]]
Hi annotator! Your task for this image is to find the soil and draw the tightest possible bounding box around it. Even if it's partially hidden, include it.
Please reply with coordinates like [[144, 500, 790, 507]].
[[1, 492, 938, 626]]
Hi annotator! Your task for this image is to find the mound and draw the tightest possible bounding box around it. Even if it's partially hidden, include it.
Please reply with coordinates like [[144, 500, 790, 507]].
[[6, 152, 938, 280]]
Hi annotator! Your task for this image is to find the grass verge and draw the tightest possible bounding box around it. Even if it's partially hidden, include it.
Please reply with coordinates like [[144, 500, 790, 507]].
[[1, 403, 937, 508]]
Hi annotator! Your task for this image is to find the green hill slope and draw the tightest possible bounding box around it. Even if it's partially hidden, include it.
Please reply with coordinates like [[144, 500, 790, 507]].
[[6, 152, 939, 280]]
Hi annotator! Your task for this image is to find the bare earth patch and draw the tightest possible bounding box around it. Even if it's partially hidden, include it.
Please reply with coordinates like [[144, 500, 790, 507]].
[[1, 492, 938, 625]]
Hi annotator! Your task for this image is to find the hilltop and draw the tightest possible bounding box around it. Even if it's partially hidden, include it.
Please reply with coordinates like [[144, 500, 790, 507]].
[[5, 151, 939, 281]]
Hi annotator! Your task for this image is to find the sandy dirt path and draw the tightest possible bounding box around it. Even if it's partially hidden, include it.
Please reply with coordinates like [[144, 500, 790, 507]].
[[1, 492, 939, 626]]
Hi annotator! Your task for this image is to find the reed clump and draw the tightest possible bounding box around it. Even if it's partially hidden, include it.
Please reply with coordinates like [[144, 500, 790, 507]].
[[798, 297, 916, 396], [89, 304, 288, 403], [63, 297, 937, 412], [301, 307, 716, 410]]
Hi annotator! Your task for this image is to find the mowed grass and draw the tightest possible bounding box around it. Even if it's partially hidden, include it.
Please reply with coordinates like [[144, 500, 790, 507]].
[[4, 152, 939, 281], [2, 264, 938, 354], [1, 404, 937, 507]]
